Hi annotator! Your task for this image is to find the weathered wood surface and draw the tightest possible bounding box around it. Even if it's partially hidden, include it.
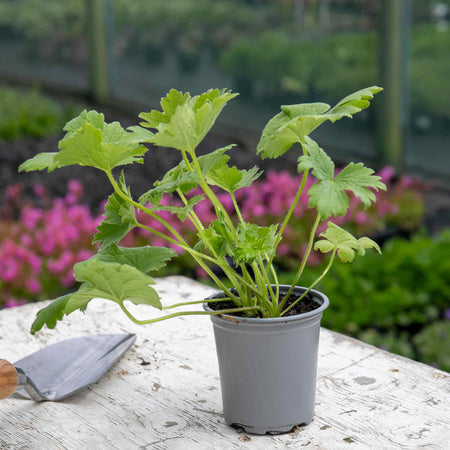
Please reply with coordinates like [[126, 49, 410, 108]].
[[0, 276, 448, 449]]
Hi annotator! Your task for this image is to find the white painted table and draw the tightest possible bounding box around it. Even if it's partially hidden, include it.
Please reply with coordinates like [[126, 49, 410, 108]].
[[0, 276, 449, 449]]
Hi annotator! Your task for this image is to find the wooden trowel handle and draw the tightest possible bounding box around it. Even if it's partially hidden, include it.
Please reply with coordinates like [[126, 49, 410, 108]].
[[0, 359, 18, 399]]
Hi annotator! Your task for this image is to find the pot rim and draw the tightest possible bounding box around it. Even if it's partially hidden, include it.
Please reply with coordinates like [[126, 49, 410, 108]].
[[203, 285, 329, 324]]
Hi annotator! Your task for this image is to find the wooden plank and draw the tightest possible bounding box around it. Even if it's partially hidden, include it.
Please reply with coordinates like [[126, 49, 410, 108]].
[[0, 276, 448, 449]]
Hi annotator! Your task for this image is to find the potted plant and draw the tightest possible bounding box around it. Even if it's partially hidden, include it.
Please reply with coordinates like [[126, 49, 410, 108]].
[[19, 86, 385, 434]]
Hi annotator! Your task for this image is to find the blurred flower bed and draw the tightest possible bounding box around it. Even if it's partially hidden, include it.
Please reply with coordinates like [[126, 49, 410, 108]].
[[1, 167, 423, 307], [3, 169, 448, 371]]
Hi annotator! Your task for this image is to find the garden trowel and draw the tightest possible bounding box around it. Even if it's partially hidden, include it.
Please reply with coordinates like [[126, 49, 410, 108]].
[[0, 333, 136, 401]]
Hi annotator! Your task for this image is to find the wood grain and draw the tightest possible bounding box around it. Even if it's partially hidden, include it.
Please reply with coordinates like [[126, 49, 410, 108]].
[[0, 359, 18, 400], [0, 276, 449, 449]]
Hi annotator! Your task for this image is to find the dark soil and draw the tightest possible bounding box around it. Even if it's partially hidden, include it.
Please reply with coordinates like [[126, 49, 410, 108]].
[[207, 289, 320, 318]]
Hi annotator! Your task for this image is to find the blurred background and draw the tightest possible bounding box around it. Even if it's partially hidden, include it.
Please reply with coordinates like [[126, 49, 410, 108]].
[[0, 0, 449, 371]]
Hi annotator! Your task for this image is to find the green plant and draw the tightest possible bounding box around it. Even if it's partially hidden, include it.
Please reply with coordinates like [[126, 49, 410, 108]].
[[413, 321, 450, 372], [0, 86, 77, 140], [19, 86, 385, 333]]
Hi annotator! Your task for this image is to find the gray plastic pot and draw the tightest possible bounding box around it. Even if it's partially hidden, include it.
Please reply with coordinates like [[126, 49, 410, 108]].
[[204, 285, 329, 435]]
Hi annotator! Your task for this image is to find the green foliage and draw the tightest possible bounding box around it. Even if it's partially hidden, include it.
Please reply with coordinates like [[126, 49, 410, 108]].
[[413, 321, 450, 372], [30, 294, 71, 334], [93, 173, 136, 247], [21, 86, 383, 331], [19, 110, 148, 173], [298, 137, 386, 219], [315, 223, 380, 263], [94, 244, 176, 273], [139, 145, 232, 206], [138, 88, 238, 152], [0, 86, 77, 140], [207, 166, 262, 193], [309, 230, 450, 333], [257, 86, 382, 159], [357, 329, 415, 360]]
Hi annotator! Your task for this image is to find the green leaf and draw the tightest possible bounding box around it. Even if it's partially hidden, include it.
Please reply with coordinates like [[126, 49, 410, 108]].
[[308, 180, 350, 218], [65, 259, 161, 314], [96, 244, 176, 273], [139, 89, 191, 129], [307, 162, 386, 219], [18, 152, 58, 173], [314, 222, 381, 262], [139, 146, 232, 205], [126, 125, 155, 143], [257, 86, 382, 159], [30, 294, 71, 334], [139, 88, 238, 152], [20, 109, 148, 173], [150, 194, 205, 221], [63, 110, 105, 136], [234, 223, 278, 265], [207, 165, 262, 193], [334, 163, 385, 208], [197, 218, 233, 257], [297, 137, 334, 180], [93, 173, 136, 246]]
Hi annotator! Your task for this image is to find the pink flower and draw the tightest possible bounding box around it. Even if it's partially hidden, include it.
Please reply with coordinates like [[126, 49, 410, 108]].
[[26, 279, 42, 295], [5, 297, 27, 308], [355, 212, 370, 225], [1, 260, 20, 283], [277, 244, 289, 256], [195, 266, 209, 280], [76, 250, 94, 262], [378, 166, 396, 183], [399, 175, 414, 189], [20, 234, 33, 246], [67, 179, 84, 198], [60, 273, 75, 288], [21, 207, 42, 230], [33, 184, 46, 198]]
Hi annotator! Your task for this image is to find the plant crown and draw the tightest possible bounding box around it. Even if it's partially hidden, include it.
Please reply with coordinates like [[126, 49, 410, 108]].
[[19, 86, 385, 333]]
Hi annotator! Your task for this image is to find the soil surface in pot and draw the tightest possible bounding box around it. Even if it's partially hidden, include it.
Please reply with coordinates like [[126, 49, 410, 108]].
[[208, 289, 319, 318]]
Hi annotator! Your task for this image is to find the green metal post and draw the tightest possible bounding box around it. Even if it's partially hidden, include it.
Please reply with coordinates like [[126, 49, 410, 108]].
[[86, 0, 115, 104], [377, 0, 411, 172]]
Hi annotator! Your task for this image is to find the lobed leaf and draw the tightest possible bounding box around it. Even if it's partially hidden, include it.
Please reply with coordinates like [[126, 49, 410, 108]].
[[65, 259, 161, 314], [139, 146, 232, 205], [257, 86, 382, 159], [96, 244, 176, 273], [207, 165, 262, 193], [149, 194, 205, 221], [30, 294, 71, 334], [138, 88, 238, 152], [300, 153, 386, 219], [234, 223, 278, 265], [297, 137, 334, 181], [19, 109, 148, 173], [19, 152, 58, 173], [93, 173, 136, 247], [314, 222, 381, 262]]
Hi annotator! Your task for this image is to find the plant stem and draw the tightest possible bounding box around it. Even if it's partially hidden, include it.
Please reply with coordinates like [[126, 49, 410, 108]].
[[257, 254, 277, 310], [277, 212, 321, 314], [119, 302, 261, 325], [230, 192, 245, 225], [280, 249, 336, 317], [274, 169, 309, 251], [189, 152, 237, 235], [265, 252, 280, 302], [105, 170, 184, 243], [161, 297, 231, 309]]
